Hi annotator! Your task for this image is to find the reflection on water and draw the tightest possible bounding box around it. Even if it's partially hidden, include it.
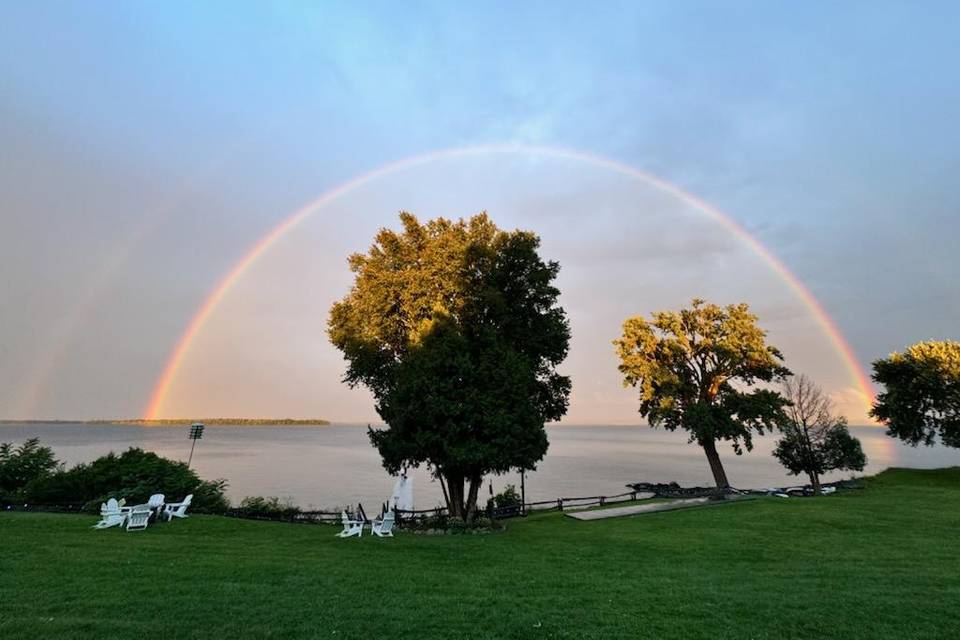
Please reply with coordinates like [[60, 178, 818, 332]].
[[2, 423, 957, 509]]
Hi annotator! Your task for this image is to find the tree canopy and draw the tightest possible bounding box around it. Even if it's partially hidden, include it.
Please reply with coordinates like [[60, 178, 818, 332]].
[[871, 340, 960, 448], [773, 375, 866, 494], [614, 298, 791, 488], [0, 438, 60, 500], [328, 212, 570, 520]]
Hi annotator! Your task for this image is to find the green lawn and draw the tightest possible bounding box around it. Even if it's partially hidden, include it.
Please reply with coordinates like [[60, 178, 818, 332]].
[[2, 468, 959, 640]]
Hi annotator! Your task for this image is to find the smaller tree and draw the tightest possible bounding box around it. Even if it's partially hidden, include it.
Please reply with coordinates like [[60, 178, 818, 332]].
[[0, 438, 60, 500], [773, 375, 866, 494], [870, 340, 960, 448]]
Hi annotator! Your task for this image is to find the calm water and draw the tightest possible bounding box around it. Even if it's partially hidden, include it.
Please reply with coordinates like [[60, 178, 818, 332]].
[[3, 423, 958, 509]]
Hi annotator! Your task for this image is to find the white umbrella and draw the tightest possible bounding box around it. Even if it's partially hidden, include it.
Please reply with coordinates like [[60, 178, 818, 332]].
[[390, 470, 414, 511]]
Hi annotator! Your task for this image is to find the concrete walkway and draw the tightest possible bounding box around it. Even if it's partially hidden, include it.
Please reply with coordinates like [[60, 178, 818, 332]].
[[566, 495, 754, 521]]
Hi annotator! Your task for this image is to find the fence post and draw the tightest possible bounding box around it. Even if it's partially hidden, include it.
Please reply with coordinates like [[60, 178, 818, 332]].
[[600, 496, 606, 506], [557, 498, 563, 511], [520, 468, 526, 517]]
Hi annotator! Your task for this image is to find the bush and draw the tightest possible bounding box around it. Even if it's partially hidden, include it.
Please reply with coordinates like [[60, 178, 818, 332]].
[[0, 438, 61, 501], [406, 513, 501, 534], [19, 447, 229, 513], [491, 484, 522, 509], [234, 496, 301, 519]]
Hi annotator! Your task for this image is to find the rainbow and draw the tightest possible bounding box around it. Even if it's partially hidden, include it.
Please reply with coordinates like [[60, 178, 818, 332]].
[[144, 144, 876, 419]]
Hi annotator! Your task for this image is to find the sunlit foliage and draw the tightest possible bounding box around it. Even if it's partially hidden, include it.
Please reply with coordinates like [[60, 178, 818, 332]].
[[614, 299, 791, 488], [871, 340, 960, 448]]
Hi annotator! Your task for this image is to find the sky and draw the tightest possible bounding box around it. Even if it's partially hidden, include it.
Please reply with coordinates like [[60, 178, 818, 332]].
[[1, 2, 958, 424]]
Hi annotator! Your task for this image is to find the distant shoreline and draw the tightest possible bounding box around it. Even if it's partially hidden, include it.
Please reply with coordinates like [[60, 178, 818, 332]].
[[0, 420, 881, 428], [0, 418, 332, 426]]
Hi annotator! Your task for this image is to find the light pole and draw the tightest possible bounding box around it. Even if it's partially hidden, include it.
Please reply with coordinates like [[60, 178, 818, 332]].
[[187, 422, 204, 468]]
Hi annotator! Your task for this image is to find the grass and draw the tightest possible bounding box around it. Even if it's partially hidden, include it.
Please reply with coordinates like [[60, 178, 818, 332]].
[[2, 468, 959, 639]]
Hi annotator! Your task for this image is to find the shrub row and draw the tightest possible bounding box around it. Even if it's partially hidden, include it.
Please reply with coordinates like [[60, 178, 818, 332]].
[[1, 439, 229, 513]]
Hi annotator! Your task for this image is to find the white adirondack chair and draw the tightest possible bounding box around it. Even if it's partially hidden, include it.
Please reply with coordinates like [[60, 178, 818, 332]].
[[93, 513, 123, 530], [371, 510, 395, 537], [125, 506, 151, 531], [336, 511, 363, 538], [92, 498, 126, 529], [163, 494, 193, 521]]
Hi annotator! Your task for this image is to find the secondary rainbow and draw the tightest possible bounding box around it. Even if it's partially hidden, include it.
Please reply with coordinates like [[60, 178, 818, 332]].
[[144, 144, 876, 419]]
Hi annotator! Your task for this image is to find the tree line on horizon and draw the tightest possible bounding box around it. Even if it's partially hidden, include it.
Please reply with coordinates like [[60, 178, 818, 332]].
[[329, 212, 960, 522]]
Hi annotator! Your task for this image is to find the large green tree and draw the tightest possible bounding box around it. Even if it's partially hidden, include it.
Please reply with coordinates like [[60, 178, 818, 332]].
[[614, 299, 791, 488], [871, 340, 960, 448], [773, 374, 866, 494], [329, 212, 570, 520]]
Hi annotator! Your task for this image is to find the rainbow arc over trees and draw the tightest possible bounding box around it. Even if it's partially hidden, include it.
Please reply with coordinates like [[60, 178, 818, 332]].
[[144, 144, 875, 420]]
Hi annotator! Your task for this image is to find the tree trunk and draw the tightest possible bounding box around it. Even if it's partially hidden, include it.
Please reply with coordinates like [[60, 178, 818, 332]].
[[464, 475, 482, 522], [801, 424, 821, 496], [444, 472, 464, 519], [702, 438, 730, 489], [440, 471, 482, 522], [809, 471, 822, 496], [437, 471, 450, 510]]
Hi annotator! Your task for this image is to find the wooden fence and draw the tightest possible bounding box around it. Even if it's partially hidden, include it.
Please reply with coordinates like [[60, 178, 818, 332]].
[[391, 489, 648, 526], [7, 487, 679, 527], [222, 509, 343, 525], [215, 488, 654, 527], [7, 481, 853, 527]]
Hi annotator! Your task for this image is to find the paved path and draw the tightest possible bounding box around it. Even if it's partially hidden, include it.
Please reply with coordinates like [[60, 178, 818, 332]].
[[566, 495, 754, 521]]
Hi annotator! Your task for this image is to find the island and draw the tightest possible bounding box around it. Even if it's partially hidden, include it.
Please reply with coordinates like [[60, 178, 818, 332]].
[[0, 419, 332, 426], [85, 418, 332, 426]]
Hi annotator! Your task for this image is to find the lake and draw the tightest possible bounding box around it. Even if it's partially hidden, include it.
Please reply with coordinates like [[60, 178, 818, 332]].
[[3, 423, 958, 510]]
